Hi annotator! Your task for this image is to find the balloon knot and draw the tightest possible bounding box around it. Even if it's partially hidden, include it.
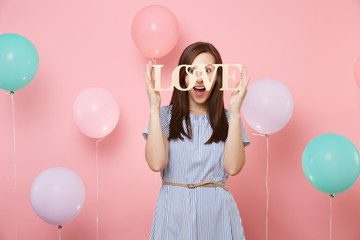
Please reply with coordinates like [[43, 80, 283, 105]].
[[330, 194, 334, 198], [58, 225, 62, 230], [10, 91, 14, 95], [265, 134, 268, 138]]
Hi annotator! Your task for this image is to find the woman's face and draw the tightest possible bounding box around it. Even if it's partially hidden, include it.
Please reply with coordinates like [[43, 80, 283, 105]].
[[185, 52, 217, 108]]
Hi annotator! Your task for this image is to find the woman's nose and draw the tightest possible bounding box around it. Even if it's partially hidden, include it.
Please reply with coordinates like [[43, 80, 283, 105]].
[[195, 70, 202, 78]]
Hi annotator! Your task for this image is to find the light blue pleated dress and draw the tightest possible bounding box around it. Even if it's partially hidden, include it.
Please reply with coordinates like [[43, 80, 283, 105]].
[[143, 105, 250, 240]]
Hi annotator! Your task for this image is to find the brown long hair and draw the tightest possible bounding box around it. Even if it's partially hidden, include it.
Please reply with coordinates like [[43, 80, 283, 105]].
[[169, 42, 228, 144]]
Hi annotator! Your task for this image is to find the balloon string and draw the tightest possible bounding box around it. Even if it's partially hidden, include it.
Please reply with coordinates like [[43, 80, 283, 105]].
[[96, 138, 103, 240], [10, 91, 18, 240], [330, 194, 334, 240], [96, 140, 99, 240], [265, 134, 269, 240], [58, 225, 62, 240], [11, 92, 16, 189], [152, 58, 157, 65], [253, 133, 269, 240]]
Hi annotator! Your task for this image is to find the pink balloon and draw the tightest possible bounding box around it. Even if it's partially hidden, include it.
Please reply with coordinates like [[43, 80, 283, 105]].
[[242, 79, 294, 135], [73, 88, 119, 139], [354, 56, 360, 87], [30, 167, 85, 226], [131, 5, 179, 59]]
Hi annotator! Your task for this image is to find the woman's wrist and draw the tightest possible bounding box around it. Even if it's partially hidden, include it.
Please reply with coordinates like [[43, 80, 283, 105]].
[[150, 106, 160, 115], [229, 110, 241, 118], [229, 101, 243, 116]]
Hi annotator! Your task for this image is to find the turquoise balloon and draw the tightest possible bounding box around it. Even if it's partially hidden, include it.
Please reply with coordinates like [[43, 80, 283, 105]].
[[0, 33, 39, 91], [302, 133, 360, 195]]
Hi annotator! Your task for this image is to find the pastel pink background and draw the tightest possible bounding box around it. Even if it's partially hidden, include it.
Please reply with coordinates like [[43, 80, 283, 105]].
[[1, 0, 360, 239]]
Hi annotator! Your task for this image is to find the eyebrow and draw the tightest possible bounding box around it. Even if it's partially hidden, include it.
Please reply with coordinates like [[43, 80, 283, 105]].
[[190, 64, 214, 67]]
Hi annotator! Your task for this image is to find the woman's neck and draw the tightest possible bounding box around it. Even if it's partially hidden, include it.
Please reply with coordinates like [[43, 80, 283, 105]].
[[189, 103, 207, 116]]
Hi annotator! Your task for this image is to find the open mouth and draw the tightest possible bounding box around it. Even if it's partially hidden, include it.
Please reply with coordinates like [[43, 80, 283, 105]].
[[193, 86, 206, 93], [193, 86, 206, 97]]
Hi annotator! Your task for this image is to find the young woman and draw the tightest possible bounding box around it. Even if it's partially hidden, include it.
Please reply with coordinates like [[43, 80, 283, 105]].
[[143, 42, 250, 240]]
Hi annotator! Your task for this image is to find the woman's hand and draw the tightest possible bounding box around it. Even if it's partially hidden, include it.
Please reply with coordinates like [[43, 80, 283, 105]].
[[144, 61, 169, 172], [229, 66, 249, 114], [144, 61, 161, 112]]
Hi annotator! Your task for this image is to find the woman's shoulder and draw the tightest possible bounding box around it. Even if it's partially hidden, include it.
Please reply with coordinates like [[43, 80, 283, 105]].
[[224, 109, 244, 122], [160, 105, 172, 114], [160, 105, 172, 121], [224, 108, 230, 120]]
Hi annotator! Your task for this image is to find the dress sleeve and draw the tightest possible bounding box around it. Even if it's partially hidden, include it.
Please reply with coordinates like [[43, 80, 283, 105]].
[[225, 110, 250, 148], [142, 105, 172, 140]]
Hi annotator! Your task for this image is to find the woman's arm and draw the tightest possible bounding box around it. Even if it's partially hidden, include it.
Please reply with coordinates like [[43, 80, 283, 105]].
[[223, 66, 249, 176], [224, 112, 245, 175], [144, 61, 169, 172], [145, 109, 169, 172]]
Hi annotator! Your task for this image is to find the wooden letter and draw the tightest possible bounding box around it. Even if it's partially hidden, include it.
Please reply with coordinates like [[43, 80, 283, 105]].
[[186, 64, 220, 90], [153, 65, 173, 91], [220, 64, 243, 91], [172, 65, 195, 91], [153, 64, 245, 91]]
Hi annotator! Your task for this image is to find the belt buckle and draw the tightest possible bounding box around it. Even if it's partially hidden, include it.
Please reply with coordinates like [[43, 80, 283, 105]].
[[187, 184, 195, 189]]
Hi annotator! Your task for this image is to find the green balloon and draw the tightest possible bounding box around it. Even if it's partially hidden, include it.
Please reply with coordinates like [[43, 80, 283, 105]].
[[0, 33, 39, 91], [302, 133, 360, 195]]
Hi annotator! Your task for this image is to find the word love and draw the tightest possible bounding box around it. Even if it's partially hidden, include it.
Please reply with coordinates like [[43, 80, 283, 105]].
[[152, 64, 244, 91]]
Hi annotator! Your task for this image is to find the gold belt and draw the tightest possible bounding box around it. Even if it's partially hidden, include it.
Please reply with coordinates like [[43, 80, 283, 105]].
[[162, 181, 228, 191]]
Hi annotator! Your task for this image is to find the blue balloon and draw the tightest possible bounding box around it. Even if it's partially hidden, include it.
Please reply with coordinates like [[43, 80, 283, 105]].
[[302, 133, 360, 195], [0, 33, 39, 91]]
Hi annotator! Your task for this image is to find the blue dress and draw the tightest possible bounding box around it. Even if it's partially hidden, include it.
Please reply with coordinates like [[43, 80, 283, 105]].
[[143, 105, 250, 240]]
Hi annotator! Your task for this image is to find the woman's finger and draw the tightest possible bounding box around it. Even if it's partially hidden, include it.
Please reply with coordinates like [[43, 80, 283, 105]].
[[149, 60, 153, 69], [241, 67, 249, 89], [146, 63, 151, 78], [144, 73, 151, 88], [242, 66, 247, 82], [230, 81, 241, 95], [144, 72, 150, 83], [145, 72, 154, 90], [245, 77, 250, 88], [149, 61, 153, 77]]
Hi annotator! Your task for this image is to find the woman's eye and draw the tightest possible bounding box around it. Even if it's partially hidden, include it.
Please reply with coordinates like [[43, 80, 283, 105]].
[[206, 68, 211, 73], [188, 68, 194, 74]]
